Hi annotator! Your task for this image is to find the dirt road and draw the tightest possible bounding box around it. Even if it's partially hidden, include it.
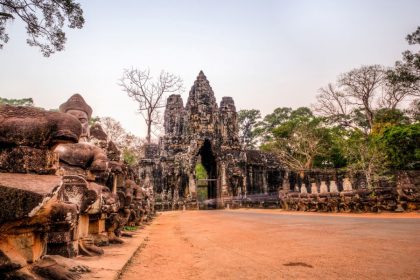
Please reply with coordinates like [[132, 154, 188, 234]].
[[120, 210, 420, 280]]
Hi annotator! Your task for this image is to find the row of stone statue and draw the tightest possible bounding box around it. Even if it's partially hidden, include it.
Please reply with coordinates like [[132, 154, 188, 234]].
[[0, 94, 154, 279], [226, 171, 420, 212]]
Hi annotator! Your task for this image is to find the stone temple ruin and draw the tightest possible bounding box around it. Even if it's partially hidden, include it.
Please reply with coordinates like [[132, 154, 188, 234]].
[[0, 71, 419, 279], [0, 94, 154, 279], [141, 71, 420, 212]]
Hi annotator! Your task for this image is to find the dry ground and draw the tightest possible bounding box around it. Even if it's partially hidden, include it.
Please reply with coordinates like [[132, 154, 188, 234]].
[[120, 209, 420, 280]]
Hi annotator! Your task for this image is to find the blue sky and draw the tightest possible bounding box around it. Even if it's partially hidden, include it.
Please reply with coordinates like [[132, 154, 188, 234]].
[[0, 0, 419, 137]]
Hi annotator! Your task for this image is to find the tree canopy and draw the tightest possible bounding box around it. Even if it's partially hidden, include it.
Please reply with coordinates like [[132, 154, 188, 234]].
[[0, 0, 84, 56], [260, 107, 336, 170], [237, 109, 261, 149]]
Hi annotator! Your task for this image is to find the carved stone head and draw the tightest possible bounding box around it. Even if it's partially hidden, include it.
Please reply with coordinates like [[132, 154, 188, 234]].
[[59, 94, 93, 142]]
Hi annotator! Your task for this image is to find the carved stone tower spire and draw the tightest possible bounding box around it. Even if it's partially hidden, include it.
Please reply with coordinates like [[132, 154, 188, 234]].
[[185, 71, 218, 137]]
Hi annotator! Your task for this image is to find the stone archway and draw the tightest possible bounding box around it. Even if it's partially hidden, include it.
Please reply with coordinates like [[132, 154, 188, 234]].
[[196, 139, 218, 200]]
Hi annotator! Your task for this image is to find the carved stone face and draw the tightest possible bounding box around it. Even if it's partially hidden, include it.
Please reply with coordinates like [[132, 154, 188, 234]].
[[66, 109, 90, 141]]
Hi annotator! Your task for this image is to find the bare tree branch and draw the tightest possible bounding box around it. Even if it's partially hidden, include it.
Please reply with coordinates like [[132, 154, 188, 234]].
[[119, 68, 184, 143], [338, 65, 385, 129]]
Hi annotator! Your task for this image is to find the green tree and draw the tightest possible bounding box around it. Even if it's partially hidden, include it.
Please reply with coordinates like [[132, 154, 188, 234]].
[[379, 123, 420, 170], [384, 27, 419, 108], [372, 108, 409, 134], [0, 0, 84, 56], [313, 126, 347, 169], [336, 129, 389, 188], [237, 109, 261, 149], [389, 27, 420, 88], [254, 107, 292, 142], [311, 28, 420, 186], [0, 97, 33, 106], [260, 107, 333, 170]]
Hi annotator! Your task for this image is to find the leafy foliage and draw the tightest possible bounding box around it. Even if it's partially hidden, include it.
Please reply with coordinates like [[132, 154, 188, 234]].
[[237, 109, 261, 149], [379, 123, 420, 170], [260, 107, 335, 169], [123, 148, 137, 166], [0, 97, 33, 106], [123, 225, 138, 232], [195, 163, 208, 180], [388, 26, 420, 93], [195, 163, 209, 201], [371, 108, 409, 134], [254, 107, 292, 142], [0, 0, 84, 56]]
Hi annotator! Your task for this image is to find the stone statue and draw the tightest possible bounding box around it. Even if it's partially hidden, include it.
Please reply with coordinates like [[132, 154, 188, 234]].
[[59, 93, 92, 142]]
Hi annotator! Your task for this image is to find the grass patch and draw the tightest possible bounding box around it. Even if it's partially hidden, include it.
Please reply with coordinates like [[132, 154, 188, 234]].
[[123, 226, 138, 231]]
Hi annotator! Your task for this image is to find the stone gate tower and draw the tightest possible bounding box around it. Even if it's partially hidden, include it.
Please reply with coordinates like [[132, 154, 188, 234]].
[[157, 71, 244, 208], [143, 71, 283, 209]]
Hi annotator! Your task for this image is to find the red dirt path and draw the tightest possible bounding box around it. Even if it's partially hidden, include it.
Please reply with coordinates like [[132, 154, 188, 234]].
[[120, 210, 420, 280]]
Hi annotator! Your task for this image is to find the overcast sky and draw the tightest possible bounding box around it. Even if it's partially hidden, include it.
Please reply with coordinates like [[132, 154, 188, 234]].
[[0, 0, 419, 138]]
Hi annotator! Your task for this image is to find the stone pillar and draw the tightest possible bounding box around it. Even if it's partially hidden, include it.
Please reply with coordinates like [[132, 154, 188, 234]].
[[78, 215, 90, 239], [343, 177, 352, 191], [311, 182, 318, 194], [237, 182, 242, 198], [112, 175, 117, 194], [282, 172, 290, 192], [220, 162, 229, 197], [89, 213, 106, 235], [243, 175, 247, 198], [329, 180, 338, 192], [306, 178, 312, 194], [188, 173, 196, 198], [262, 169, 268, 194], [320, 181, 328, 193], [248, 166, 253, 194], [217, 174, 224, 209], [337, 175, 344, 192], [295, 181, 300, 192], [300, 183, 308, 193]]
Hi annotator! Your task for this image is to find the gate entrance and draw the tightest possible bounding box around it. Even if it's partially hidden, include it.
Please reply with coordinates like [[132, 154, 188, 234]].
[[195, 139, 218, 207]]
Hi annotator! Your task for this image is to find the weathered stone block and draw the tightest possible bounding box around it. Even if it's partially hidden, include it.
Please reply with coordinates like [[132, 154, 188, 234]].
[[46, 232, 71, 244], [0, 248, 25, 273], [88, 219, 105, 235], [0, 173, 62, 224], [0, 147, 58, 174], [6, 232, 45, 263]]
